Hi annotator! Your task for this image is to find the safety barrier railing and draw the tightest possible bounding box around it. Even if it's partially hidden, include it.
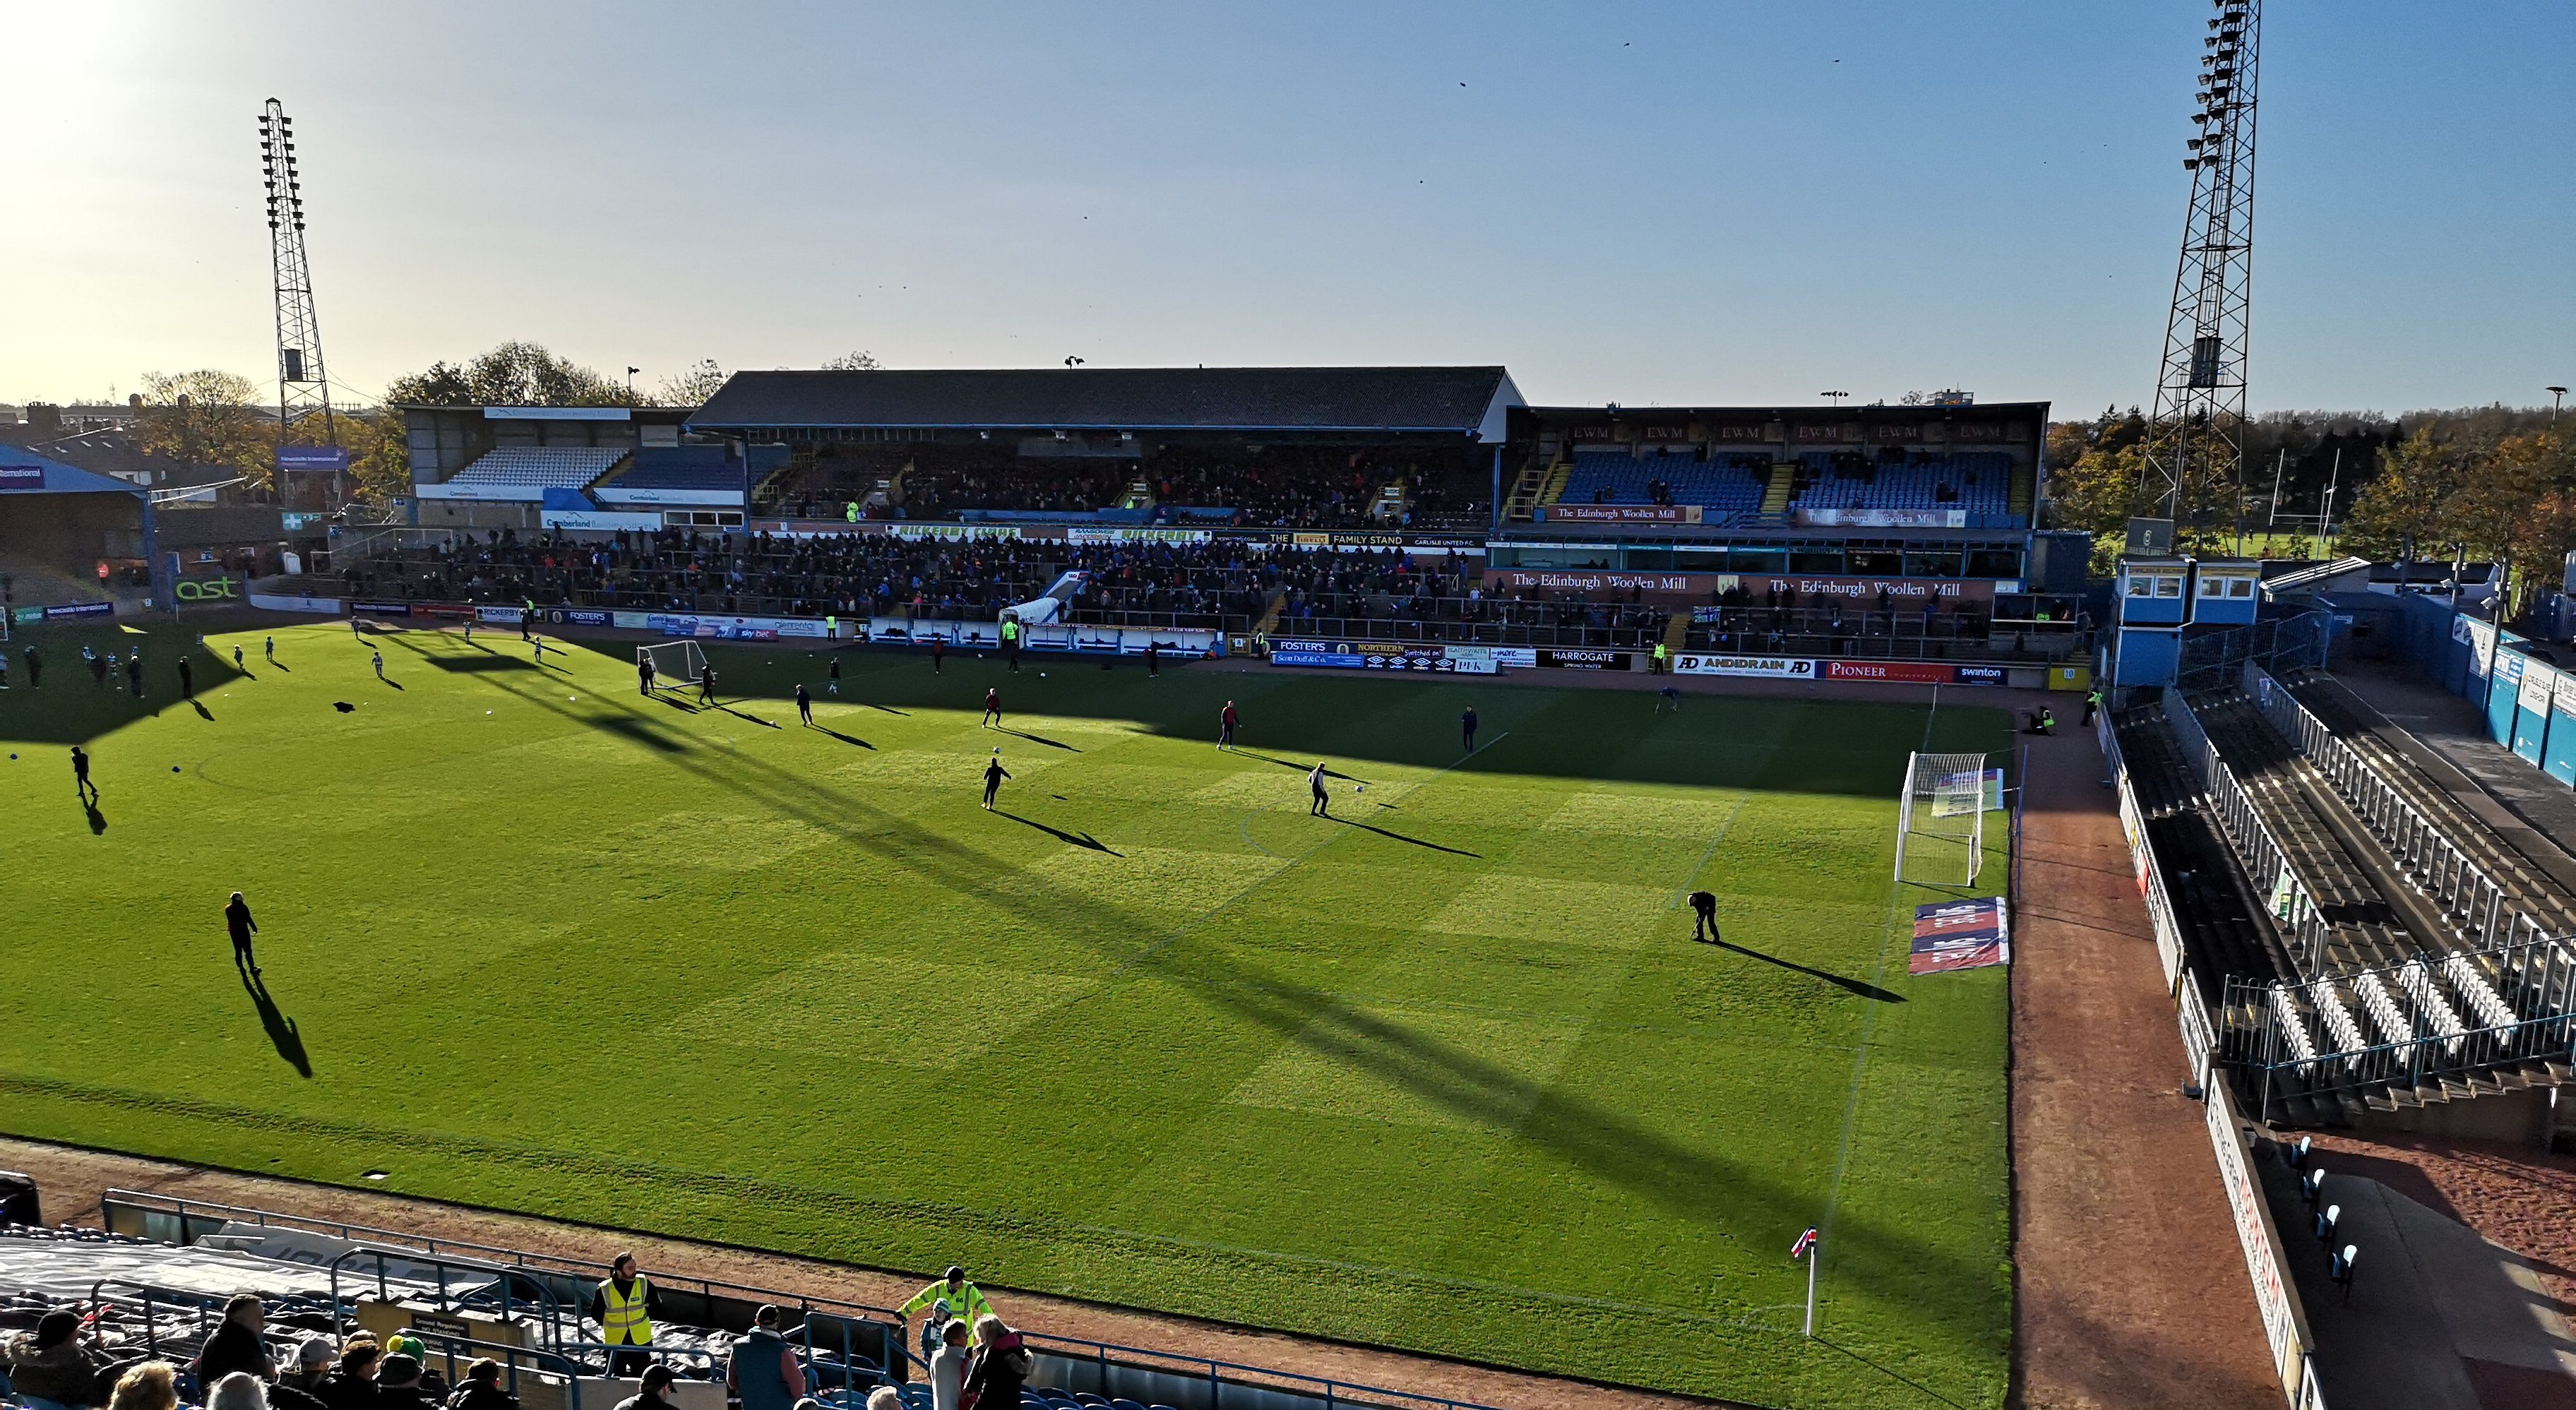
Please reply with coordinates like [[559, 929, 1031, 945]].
[[2101, 712, 2214, 1077], [2240, 662, 2532, 949], [323, 1243, 569, 1349], [2166, 687, 2333, 972], [93, 1191, 1504, 1410], [2219, 933, 2576, 1108]]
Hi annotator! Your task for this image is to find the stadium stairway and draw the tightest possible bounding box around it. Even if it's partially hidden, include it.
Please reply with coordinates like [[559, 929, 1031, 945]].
[[1758, 461, 1796, 515], [1659, 612, 1690, 660], [2008, 465, 2033, 522]]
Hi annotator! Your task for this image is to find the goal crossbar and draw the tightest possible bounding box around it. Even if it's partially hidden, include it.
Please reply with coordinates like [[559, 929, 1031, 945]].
[[1895, 750, 1996, 885], [638, 640, 707, 689]]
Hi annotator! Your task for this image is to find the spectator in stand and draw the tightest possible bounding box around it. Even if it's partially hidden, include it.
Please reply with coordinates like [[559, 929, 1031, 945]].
[[196, 1296, 275, 1384], [725, 1306, 804, 1410], [443, 1362, 516, 1410], [612, 1366, 681, 1410], [959, 1318, 1030, 1410], [927, 1321, 971, 1410], [209, 1373, 270, 1410], [316, 1341, 381, 1410], [270, 1341, 338, 1410], [375, 1358, 434, 1410], [105, 1363, 179, 1410], [6, 1309, 100, 1410]]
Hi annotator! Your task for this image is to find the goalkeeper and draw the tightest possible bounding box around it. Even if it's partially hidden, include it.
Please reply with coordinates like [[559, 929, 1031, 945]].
[[900, 1267, 994, 1362]]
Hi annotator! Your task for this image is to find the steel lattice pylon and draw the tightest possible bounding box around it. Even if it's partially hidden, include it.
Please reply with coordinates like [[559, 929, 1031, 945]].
[[2142, 0, 2260, 532], [259, 98, 337, 489]]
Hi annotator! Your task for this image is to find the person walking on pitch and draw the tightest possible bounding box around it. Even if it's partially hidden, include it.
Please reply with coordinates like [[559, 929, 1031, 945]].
[[1001, 618, 1020, 672], [179, 657, 194, 700], [233, 644, 245, 672], [931, 637, 945, 674], [1688, 890, 1722, 943], [638, 656, 656, 695], [828, 657, 841, 695], [263, 635, 275, 664], [24, 645, 40, 688], [351, 613, 364, 638], [226, 891, 261, 974], [532, 635, 554, 664], [1657, 685, 1681, 713], [71, 746, 95, 803], [1308, 760, 1331, 817], [372, 650, 386, 681], [1460, 705, 1478, 753], [1145, 642, 1159, 677], [795, 683, 813, 727], [982, 753, 1011, 811], [982, 687, 1001, 729], [698, 664, 718, 706], [127, 651, 145, 698], [1218, 700, 1238, 751]]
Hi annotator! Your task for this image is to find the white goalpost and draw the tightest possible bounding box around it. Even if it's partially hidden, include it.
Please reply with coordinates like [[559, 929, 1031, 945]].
[[1894, 750, 1998, 886], [638, 640, 708, 690]]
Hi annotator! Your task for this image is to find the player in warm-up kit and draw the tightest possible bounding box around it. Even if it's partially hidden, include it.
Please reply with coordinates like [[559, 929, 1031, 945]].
[[982, 687, 1001, 729], [1308, 761, 1331, 816], [699, 664, 717, 705], [639, 657, 656, 695], [1217, 700, 1238, 751], [795, 683, 813, 726], [982, 753, 1011, 811]]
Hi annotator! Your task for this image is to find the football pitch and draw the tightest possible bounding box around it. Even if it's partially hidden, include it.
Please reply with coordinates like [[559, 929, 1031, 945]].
[[0, 620, 2011, 1410]]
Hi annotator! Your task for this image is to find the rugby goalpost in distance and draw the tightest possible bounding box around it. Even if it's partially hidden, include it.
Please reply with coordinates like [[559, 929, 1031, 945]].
[[638, 640, 708, 689], [1894, 751, 1996, 885]]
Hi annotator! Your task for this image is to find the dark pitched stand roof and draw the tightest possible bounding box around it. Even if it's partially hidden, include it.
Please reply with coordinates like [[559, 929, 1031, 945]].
[[689, 366, 1513, 434]]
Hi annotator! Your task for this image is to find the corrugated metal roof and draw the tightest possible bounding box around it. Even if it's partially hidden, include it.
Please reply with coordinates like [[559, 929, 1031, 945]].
[[688, 366, 1513, 434], [0, 444, 149, 496]]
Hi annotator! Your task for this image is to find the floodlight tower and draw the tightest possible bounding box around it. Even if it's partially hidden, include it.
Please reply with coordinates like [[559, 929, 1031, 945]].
[[2141, 0, 2260, 533], [258, 99, 338, 488]]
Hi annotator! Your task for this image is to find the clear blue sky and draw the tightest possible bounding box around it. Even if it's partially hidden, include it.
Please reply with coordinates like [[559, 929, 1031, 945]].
[[7, 0, 2570, 417]]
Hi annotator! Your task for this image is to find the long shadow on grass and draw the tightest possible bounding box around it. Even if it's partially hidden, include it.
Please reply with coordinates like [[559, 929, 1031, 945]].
[[398, 631, 1996, 1355], [996, 811, 1119, 855], [1329, 816, 1478, 857], [242, 970, 312, 1078], [1707, 939, 1906, 1004]]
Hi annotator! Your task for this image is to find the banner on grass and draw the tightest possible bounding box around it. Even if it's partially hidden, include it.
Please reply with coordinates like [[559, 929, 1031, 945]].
[[1909, 897, 2010, 974]]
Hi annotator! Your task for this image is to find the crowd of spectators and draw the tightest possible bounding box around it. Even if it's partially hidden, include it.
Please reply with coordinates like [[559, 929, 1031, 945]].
[[763, 450, 1486, 532]]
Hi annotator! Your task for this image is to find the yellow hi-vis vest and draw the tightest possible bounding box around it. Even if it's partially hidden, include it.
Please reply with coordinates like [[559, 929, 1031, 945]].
[[600, 1277, 653, 1345]]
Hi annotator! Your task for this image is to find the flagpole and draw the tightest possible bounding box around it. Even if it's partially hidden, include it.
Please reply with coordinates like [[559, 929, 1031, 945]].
[[1804, 1240, 1818, 1337]]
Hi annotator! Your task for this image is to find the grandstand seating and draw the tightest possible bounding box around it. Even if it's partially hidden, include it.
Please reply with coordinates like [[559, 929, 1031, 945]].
[[1786, 450, 2015, 520], [436, 448, 629, 499], [1556, 450, 1769, 515], [604, 446, 753, 495], [0, 1195, 1472, 1410]]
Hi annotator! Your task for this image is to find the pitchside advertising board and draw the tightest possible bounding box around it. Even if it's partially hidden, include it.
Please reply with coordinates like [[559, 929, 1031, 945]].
[[1823, 661, 2008, 686], [1269, 640, 1499, 673], [1909, 897, 2010, 974], [1673, 655, 1813, 679]]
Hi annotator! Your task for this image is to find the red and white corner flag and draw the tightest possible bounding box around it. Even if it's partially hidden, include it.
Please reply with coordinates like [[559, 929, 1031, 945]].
[[1790, 1226, 1819, 1260]]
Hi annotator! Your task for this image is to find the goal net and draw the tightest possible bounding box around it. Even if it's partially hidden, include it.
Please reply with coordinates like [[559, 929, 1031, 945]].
[[1894, 751, 1996, 886], [638, 640, 707, 690]]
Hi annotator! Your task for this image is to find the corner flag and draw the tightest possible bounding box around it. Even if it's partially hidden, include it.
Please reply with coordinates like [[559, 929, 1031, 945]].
[[1792, 1226, 1820, 1337]]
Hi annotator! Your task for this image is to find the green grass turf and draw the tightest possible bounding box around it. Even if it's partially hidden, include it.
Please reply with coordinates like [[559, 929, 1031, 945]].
[[0, 619, 2012, 1410]]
